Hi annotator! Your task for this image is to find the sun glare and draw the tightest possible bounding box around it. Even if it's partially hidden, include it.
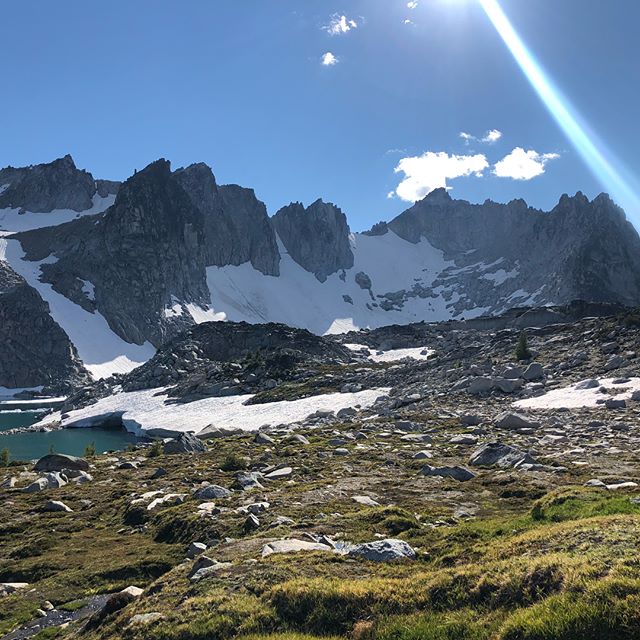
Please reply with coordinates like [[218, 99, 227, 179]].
[[479, 0, 640, 225]]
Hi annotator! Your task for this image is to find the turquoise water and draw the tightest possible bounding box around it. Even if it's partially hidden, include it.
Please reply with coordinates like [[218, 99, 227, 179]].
[[0, 410, 47, 431], [0, 407, 141, 462]]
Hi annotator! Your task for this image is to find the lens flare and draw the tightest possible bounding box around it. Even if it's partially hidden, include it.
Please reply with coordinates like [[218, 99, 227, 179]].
[[479, 0, 640, 225]]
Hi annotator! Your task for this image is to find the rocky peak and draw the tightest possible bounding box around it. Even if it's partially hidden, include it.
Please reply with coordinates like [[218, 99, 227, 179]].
[[422, 187, 453, 206], [174, 162, 280, 276], [272, 199, 354, 282], [0, 155, 98, 213]]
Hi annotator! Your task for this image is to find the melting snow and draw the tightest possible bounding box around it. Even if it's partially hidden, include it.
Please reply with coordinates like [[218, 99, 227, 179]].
[[80, 279, 95, 302], [205, 231, 477, 335], [513, 378, 640, 410], [482, 267, 519, 285], [0, 193, 115, 233], [56, 387, 390, 437], [344, 343, 434, 362]]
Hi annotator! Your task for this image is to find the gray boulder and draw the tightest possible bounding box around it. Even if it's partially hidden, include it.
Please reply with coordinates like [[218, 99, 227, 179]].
[[34, 453, 89, 473], [469, 442, 536, 468], [523, 362, 544, 381], [420, 465, 476, 482], [495, 412, 540, 430], [193, 484, 232, 500], [346, 539, 416, 562], [163, 432, 206, 455]]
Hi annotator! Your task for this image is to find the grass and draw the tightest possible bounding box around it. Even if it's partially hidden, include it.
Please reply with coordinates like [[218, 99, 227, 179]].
[[3, 424, 640, 640]]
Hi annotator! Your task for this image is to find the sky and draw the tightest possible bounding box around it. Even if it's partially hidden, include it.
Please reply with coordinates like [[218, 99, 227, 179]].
[[1, 0, 639, 231]]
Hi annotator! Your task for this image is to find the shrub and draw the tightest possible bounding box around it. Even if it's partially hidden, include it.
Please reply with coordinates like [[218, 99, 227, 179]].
[[0, 448, 9, 467], [220, 452, 248, 472], [146, 440, 163, 458], [84, 442, 96, 458]]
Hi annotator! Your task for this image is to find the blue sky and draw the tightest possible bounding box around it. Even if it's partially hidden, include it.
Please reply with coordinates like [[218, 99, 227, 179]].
[[1, 0, 639, 230]]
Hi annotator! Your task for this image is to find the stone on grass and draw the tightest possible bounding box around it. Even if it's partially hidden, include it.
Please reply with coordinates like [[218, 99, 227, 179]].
[[254, 432, 275, 445], [128, 612, 165, 626], [352, 495, 380, 507], [420, 465, 476, 482], [44, 500, 73, 513], [34, 453, 89, 473], [262, 539, 334, 557], [234, 472, 264, 490], [187, 542, 207, 559], [347, 539, 416, 562], [193, 484, 232, 500], [24, 478, 49, 493], [469, 443, 536, 469], [163, 432, 206, 455], [264, 466, 292, 480]]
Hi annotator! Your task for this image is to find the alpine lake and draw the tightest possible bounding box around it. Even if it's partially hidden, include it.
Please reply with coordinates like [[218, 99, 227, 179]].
[[0, 396, 141, 462]]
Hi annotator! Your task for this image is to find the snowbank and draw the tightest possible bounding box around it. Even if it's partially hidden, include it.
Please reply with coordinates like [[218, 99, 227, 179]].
[[344, 344, 434, 362], [513, 378, 640, 410], [56, 387, 390, 437]]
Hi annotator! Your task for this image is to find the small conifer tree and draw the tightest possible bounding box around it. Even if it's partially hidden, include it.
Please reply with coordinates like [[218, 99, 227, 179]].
[[515, 331, 531, 361]]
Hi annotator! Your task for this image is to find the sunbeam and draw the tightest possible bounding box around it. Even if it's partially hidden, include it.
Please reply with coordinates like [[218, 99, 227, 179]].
[[479, 0, 640, 226]]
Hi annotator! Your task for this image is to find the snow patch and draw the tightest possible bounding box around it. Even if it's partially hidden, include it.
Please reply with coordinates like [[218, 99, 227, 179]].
[[0, 385, 44, 399], [0, 193, 115, 233], [205, 231, 473, 335], [482, 267, 519, 285], [80, 279, 95, 302], [513, 378, 640, 410], [57, 387, 389, 437], [344, 343, 434, 362]]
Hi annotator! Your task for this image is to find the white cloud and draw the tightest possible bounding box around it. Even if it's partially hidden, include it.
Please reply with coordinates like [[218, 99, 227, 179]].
[[460, 129, 503, 145], [321, 52, 339, 66], [494, 147, 560, 180], [392, 151, 489, 202], [483, 129, 503, 143], [324, 14, 358, 35], [407, 1, 418, 8]]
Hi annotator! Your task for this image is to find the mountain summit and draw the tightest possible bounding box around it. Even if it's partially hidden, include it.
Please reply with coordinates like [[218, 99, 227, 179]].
[[1, 155, 639, 388]]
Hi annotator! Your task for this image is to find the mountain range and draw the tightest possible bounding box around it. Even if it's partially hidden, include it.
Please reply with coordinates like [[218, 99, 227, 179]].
[[1, 154, 639, 390]]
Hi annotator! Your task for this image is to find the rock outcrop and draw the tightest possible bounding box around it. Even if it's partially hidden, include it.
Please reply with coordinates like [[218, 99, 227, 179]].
[[0, 155, 118, 212], [272, 199, 353, 281], [15, 160, 210, 346], [0, 261, 90, 390], [174, 163, 280, 276]]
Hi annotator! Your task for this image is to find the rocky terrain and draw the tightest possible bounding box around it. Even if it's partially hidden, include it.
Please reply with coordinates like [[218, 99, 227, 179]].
[[2, 156, 640, 388], [4, 305, 640, 638]]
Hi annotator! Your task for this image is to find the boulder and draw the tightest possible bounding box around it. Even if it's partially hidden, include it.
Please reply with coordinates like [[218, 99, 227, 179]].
[[468, 377, 494, 395], [495, 412, 540, 430], [193, 484, 232, 500], [186, 542, 207, 559], [469, 442, 536, 468], [34, 453, 89, 473], [163, 432, 206, 455], [346, 539, 416, 562], [234, 471, 264, 490], [523, 363, 544, 381], [575, 379, 600, 390], [43, 500, 73, 512], [420, 465, 476, 482], [262, 539, 334, 557]]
